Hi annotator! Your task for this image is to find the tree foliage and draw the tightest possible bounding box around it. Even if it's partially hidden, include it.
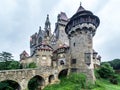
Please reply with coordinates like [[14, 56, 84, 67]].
[[7, 61, 20, 70], [108, 59, 120, 70], [98, 63, 114, 78], [101, 59, 120, 70], [27, 62, 37, 68], [97, 62, 119, 84], [0, 80, 20, 90], [0, 51, 20, 70], [0, 51, 13, 62]]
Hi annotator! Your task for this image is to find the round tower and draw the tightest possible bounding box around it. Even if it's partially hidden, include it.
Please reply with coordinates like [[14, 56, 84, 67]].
[[65, 4, 100, 82]]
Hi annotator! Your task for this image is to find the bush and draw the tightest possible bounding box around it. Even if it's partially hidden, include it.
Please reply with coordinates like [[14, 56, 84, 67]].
[[98, 63, 114, 79], [109, 74, 119, 84], [94, 69, 101, 79], [97, 62, 119, 85], [27, 62, 37, 68]]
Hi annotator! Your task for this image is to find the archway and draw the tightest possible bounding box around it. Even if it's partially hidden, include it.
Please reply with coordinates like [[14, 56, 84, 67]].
[[48, 75, 54, 83], [58, 69, 68, 79], [0, 80, 21, 90], [28, 75, 45, 90]]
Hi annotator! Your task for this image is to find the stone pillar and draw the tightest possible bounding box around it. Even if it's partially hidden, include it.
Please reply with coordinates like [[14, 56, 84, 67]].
[[19, 79, 28, 90], [44, 76, 49, 86]]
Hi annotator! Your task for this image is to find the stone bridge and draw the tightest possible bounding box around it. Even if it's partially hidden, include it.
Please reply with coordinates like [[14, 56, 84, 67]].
[[0, 66, 68, 90]]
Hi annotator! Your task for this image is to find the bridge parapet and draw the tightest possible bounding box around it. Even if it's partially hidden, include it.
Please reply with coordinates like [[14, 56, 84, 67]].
[[0, 65, 69, 90]]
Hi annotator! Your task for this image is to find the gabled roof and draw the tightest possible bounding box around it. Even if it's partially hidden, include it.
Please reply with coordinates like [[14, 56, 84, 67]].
[[21, 50, 29, 56], [58, 12, 68, 21], [53, 44, 69, 53], [20, 50, 29, 60], [35, 42, 53, 51]]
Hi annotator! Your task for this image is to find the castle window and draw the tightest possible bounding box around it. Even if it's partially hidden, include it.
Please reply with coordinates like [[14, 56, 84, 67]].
[[60, 60, 64, 65], [84, 53, 91, 65], [71, 59, 76, 64], [73, 43, 75, 47], [71, 68, 77, 72], [42, 55, 47, 60], [38, 37, 42, 44]]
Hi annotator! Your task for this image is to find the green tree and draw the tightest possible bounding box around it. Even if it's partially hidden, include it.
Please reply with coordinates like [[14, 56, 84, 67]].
[[0, 51, 13, 70], [98, 62, 114, 78], [0, 80, 20, 90], [7, 61, 20, 69], [0, 52, 13, 62], [101, 59, 120, 70], [97, 62, 119, 84], [0, 51, 20, 70], [27, 62, 37, 68], [109, 59, 120, 70], [0, 62, 6, 70]]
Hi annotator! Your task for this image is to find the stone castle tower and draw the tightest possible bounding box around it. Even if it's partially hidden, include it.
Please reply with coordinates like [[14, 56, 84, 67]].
[[54, 12, 69, 45], [65, 5, 100, 81]]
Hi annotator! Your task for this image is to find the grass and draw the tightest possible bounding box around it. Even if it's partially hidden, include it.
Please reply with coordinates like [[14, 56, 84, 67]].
[[92, 79, 120, 90], [44, 77, 78, 90], [44, 73, 120, 90], [44, 73, 86, 90]]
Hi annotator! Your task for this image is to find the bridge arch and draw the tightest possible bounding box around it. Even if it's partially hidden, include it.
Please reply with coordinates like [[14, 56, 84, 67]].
[[0, 80, 21, 90], [48, 75, 54, 83], [58, 69, 68, 79], [28, 75, 45, 90]]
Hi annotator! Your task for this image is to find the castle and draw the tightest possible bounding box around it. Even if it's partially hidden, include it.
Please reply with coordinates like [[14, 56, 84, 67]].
[[20, 4, 101, 82]]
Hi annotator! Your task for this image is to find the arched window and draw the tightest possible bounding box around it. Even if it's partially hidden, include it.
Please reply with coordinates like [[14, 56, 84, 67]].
[[60, 60, 64, 65], [38, 37, 42, 44]]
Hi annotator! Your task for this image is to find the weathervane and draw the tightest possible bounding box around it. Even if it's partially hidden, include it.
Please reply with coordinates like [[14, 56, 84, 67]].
[[80, 2, 82, 6]]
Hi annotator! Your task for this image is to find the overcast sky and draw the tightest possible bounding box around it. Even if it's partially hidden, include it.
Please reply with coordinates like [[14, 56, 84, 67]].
[[0, 0, 120, 61]]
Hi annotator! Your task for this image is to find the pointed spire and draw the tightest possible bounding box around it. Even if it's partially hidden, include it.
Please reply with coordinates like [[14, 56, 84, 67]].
[[38, 26, 42, 34], [39, 26, 41, 31], [46, 14, 49, 21], [76, 2, 85, 13], [45, 14, 51, 29], [44, 14, 51, 37], [45, 14, 50, 25]]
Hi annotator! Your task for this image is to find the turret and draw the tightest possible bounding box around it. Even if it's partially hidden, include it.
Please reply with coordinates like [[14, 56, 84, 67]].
[[44, 14, 51, 37], [65, 5, 100, 36], [54, 12, 69, 45], [65, 4, 100, 82]]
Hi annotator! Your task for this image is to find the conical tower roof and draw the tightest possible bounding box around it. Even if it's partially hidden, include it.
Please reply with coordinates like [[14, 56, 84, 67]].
[[65, 3, 100, 35], [76, 3, 85, 13]]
